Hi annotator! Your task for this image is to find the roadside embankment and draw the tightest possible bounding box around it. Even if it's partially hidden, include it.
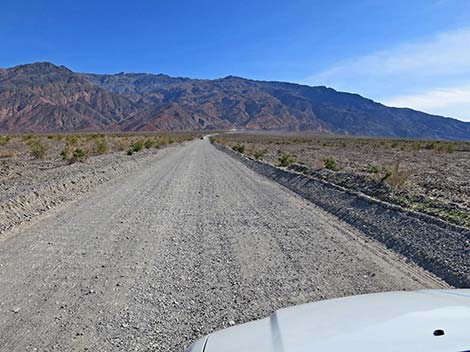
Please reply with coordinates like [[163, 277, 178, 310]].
[[214, 143, 470, 288]]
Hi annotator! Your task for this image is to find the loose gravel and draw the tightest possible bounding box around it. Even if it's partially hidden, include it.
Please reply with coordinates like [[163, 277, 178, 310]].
[[0, 139, 447, 352]]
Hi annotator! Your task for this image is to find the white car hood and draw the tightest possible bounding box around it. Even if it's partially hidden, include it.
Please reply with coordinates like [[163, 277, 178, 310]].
[[189, 289, 470, 352]]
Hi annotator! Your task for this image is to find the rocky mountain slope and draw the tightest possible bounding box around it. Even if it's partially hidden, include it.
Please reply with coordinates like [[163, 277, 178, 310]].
[[1, 62, 469, 140]]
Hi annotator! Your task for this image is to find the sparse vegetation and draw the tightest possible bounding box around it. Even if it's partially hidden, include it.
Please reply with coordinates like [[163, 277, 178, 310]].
[[144, 139, 154, 149], [324, 158, 340, 171], [232, 143, 245, 153], [386, 156, 413, 189], [130, 140, 145, 153], [0, 132, 202, 163], [366, 164, 380, 174], [212, 133, 470, 228], [252, 148, 268, 160], [0, 136, 10, 146], [95, 138, 108, 154], [66, 135, 78, 146], [278, 153, 296, 167], [60, 145, 71, 160], [70, 148, 87, 163], [28, 139, 48, 159]]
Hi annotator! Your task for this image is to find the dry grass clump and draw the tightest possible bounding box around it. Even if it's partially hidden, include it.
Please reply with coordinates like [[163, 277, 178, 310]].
[[380, 156, 414, 189], [94, 137, 108, 154]]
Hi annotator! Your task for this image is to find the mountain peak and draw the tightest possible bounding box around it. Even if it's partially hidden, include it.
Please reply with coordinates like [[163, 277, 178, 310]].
[[10, 62, 72, 75], [221, 75, 245, 81]]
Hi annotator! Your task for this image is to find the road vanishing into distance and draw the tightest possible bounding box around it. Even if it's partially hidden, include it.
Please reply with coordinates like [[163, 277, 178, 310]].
[[0, 138, 446, 352]]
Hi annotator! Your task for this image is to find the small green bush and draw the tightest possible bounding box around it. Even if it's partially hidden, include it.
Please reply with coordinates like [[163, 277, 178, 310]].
[[130, 140, 144, 153], [232, 144, 245, 153], [71, 148, 87, 163], [278, 153, 296, 167], [29, 140, 47, 159], [144, 139, 154, 149], [60, 146, 71, 160], [324, 158, 340, 171]]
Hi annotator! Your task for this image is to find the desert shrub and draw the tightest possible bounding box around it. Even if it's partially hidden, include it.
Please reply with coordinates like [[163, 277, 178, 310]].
[[412, 142, 422, 151], [385, 157, 413, 189], [144, 139, 154, 149], [436, 143, 455, 153], [70, 148, 87, 163], [95, 138, 108, 154], [158, 136, 169, 146], [0, 136, 10, 146], [116, 138, 129, 151], [60, 145, 71, 160], [424, 142, 436, 150], [65, 135, 78, 146], [366, 164, 380, 174], [324, 158, 340, 171], [232, 143, 245, 153], [253, 148, 268, 160], [22, 134, 35, 142], [130, 140, 144, 153], [380, 170, 392, 183], [278, 153, 296, 167], [29, 139, 47, 159]]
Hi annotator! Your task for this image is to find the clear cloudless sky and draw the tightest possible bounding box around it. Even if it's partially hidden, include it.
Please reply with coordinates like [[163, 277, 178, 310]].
[[2, 0, 470, 119]]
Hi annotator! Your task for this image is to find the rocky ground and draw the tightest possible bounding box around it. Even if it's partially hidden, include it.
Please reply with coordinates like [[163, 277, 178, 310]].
[[214, 133, 470, 228], [0, 138, 447, 352]]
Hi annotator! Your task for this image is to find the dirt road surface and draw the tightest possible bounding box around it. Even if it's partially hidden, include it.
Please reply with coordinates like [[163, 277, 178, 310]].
[[0, 139, 447, 352]]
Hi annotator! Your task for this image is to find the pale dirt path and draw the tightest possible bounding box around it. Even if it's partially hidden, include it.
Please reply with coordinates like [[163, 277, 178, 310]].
[[0, 139, 447, 352]]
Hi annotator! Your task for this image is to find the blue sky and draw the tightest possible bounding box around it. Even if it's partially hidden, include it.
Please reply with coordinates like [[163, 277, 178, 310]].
[[1, 0, 470, 120]]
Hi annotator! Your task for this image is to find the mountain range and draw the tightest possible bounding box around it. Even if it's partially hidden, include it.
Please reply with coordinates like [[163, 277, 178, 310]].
[[0, 62, 469, 140]]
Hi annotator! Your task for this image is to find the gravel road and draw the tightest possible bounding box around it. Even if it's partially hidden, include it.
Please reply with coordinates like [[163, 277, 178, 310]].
[[0, 138, 447, 352]]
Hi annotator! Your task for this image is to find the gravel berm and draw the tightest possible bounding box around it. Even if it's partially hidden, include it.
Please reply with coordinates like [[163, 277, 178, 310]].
[[0, 138, 447, 352]]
